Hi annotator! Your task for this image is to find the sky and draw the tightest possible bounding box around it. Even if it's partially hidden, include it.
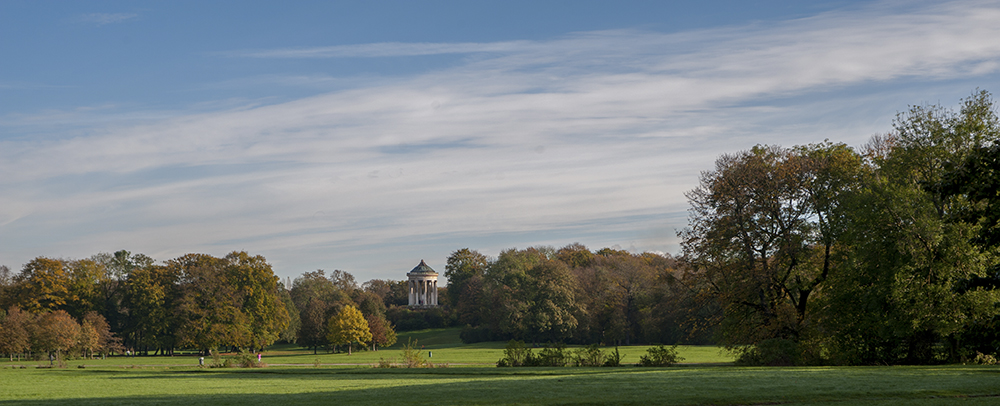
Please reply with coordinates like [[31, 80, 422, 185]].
[[2, 0, 1000, 283]]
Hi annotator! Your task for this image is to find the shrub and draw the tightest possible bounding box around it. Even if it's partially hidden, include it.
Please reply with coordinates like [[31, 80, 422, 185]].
[[236, 351, 265, 368], [602, 346, 624, 367], [972, 352, 998, 365], [536, 343, 569, 367], [638, 345, 684, 367], [572, 344, 606, 367], [497, 340, 533, 367], [401, 339, 429, 368], [735, 338, 799, 366]]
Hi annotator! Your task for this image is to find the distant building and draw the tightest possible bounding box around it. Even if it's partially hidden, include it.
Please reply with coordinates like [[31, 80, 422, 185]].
[[407, 260, 439, 307]]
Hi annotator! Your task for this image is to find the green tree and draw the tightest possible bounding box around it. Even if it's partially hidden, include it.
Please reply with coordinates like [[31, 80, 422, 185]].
[[822, 91, 1000, 364], [121, 264, 179, 354], [326, 305, 371, 355], [298, 297, 329, 354], [483, 247, 579, 342], [445, 248, 489, 307], [224, 251, 289, 351]]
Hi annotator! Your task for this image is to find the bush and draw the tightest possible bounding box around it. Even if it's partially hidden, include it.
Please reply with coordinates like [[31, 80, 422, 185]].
[[572, 344, 606, 367], [236, 351, 265, 368], [497, 340, 533, 367], [602, 346, 624, 367], [536, 343, 569, 367], [735, 338, 799, 366], [972, 352, 998, 365], [497, 341, 569, 367], [638, 345, 684, 367]]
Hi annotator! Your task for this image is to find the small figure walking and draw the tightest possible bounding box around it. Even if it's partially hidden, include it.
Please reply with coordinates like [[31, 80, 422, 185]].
[[257, 353, 262, 363]]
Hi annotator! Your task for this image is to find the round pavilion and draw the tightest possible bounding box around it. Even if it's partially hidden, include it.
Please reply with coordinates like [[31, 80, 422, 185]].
[[407, 260, 439, 307]]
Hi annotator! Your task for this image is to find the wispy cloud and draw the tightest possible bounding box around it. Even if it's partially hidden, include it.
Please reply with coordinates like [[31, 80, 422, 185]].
[[229, 41, 534, 58], [3, 1, 1000, 279], [79, 12, 137, 26]]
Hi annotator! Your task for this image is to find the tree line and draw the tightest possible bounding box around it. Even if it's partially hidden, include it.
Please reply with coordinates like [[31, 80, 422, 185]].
[[0, 251, 405, 359]]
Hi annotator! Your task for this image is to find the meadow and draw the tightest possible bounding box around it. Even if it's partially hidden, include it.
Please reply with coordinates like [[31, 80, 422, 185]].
[[1, 328, 998, 405]]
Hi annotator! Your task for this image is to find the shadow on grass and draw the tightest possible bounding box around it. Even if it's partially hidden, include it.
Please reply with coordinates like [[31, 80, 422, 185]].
[[7, 365, 1000, 406]]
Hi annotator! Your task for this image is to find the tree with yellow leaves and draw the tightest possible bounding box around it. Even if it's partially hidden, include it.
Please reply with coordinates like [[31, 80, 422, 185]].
[[326, 305, 371, 355]]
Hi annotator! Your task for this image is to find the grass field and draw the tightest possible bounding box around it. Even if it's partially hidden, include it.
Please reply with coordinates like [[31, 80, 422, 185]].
[[1, 328, 998, 405]]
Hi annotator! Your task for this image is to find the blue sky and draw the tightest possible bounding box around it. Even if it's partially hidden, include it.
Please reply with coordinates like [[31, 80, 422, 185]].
[[2, 0, 999, 282]]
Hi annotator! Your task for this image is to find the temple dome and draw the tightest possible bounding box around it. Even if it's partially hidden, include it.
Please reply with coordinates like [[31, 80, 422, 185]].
[[408, 259, 438, 275]]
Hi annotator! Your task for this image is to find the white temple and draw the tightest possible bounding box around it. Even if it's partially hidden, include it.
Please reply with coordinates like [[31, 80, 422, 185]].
[[407, 260, 439, 307]]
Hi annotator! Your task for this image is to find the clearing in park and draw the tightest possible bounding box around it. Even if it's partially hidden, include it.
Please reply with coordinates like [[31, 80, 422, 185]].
[[1, 328, 998, 405]]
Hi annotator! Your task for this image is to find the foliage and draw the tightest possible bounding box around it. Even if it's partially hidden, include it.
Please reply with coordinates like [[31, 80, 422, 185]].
[[0, 306, 32, 361], [571, 344, 607, 367], [638, 345, 684, 367], [445, 248, 489, 310], [681, 143, 862, 349], [820, 90, 1000, 365], [326, 305, 372, 355], [31, 310, 80, 357], [13, 258, 76, 312], [400, 338, 429, 368], [365, 313, 397, 350]]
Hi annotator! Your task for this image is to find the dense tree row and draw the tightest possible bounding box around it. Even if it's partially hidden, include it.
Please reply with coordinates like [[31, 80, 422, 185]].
[[446, 245, 705, 346], [681, 90, 1000, 365]]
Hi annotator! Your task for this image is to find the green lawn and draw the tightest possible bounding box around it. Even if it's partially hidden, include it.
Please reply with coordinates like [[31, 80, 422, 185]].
[[2, 329, 996, 405], [0, 328, 732, 367], [1, 364, 999, 405]]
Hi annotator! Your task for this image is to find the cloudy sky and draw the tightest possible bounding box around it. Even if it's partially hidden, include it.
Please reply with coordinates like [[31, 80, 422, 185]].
[[2, 0, 999, 282]]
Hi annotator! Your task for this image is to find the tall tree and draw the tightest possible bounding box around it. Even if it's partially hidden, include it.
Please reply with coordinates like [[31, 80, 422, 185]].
[[822, 91, 1000, 364], [13, 257, 75, 312], [681, 142, 863, 352], [298, 297, 329, 354], [223, 251, 289, 351], [121, 264, 179, 354], [483, 247, 579, 342], [445, 248, 489, 307]]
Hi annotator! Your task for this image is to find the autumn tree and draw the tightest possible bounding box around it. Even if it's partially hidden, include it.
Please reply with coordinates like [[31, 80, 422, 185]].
[[0, 306, 32, 361], [224, 251, 289, 351], [362, 279, 409, 307], [82, 311, 121, 357], [173, 254, 249, 353], [365, 313, 397, 351], [681, 142, 863, 356], [13, 257, 75, 312], [326, 305, 371, 355], [31, 310, 80, 360]]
